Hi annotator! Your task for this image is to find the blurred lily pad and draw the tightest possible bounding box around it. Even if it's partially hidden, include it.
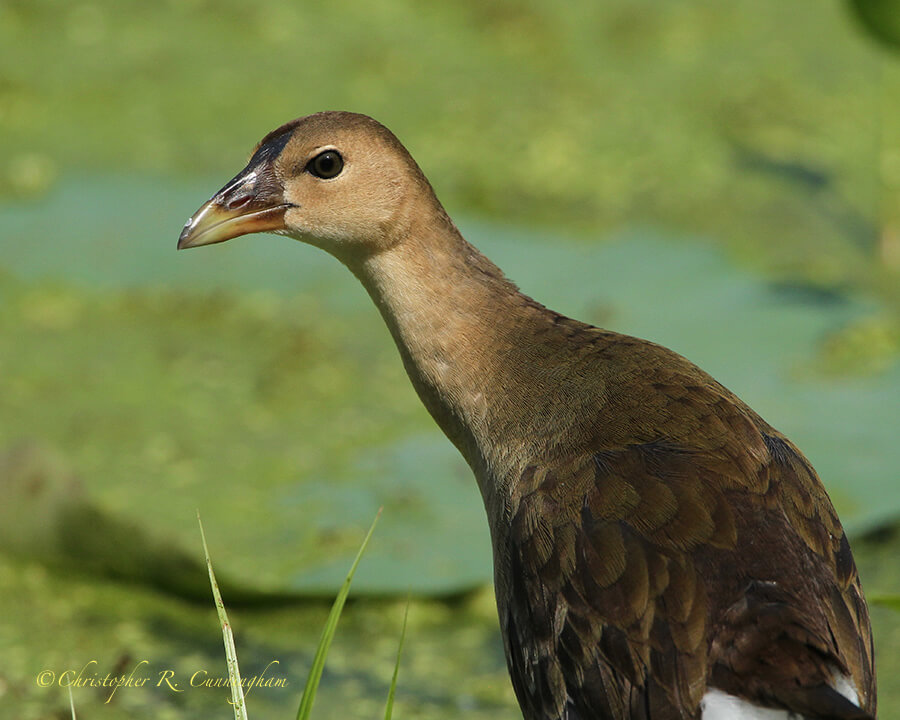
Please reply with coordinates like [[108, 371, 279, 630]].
[[0, 176, 897, 596], [0, 442, 279, 602]]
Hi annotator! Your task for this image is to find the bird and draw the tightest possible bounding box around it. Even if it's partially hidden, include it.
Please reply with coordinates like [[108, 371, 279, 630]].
[[178, 111, 876, 719]]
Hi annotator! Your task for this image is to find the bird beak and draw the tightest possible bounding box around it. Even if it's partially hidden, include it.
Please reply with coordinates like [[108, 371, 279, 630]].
[[178, 165, 292, 250]]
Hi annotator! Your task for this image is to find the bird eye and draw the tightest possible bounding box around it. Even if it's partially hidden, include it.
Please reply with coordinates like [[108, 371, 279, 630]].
[[307, 150, 343, 179]]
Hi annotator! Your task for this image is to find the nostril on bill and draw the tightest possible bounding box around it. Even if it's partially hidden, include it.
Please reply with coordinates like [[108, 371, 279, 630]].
[[225, 194, 252, 211]]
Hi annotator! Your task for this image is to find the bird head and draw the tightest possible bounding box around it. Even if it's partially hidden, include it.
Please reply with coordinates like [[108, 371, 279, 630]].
[[178, 112, 435, 260]]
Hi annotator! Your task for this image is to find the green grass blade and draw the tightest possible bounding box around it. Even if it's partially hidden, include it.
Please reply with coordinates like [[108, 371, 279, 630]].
[[296, 509, 382, 720], [67, 685, 76, 720], [198, 511, 248, 720], [383, 596, 410, 720]]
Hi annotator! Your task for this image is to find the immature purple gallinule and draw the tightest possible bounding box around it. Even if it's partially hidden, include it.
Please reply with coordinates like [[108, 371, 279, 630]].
[[179, 112, 876, 720]]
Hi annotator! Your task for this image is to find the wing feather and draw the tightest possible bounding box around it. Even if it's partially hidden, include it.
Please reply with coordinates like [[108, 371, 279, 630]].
[[500, 408, 875, 719]]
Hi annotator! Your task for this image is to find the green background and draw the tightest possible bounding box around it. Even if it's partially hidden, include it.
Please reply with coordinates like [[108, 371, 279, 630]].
[[1, 1, 898, 718]]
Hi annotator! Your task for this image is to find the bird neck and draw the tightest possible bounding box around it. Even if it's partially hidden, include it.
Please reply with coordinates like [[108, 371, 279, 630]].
[[346, 214, 564, 517]]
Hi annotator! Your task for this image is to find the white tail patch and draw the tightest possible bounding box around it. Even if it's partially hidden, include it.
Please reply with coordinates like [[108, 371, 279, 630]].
[[700, 690, 794, 720], [700, 669, 861, 720], [830, 666, 860, 706]]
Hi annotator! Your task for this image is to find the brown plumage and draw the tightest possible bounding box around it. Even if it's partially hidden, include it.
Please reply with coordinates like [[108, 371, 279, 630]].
[[179, 112, 876, 719]]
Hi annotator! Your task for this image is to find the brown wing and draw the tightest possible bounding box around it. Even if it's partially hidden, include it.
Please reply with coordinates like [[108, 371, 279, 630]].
[[499, 382, 875, 720]]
